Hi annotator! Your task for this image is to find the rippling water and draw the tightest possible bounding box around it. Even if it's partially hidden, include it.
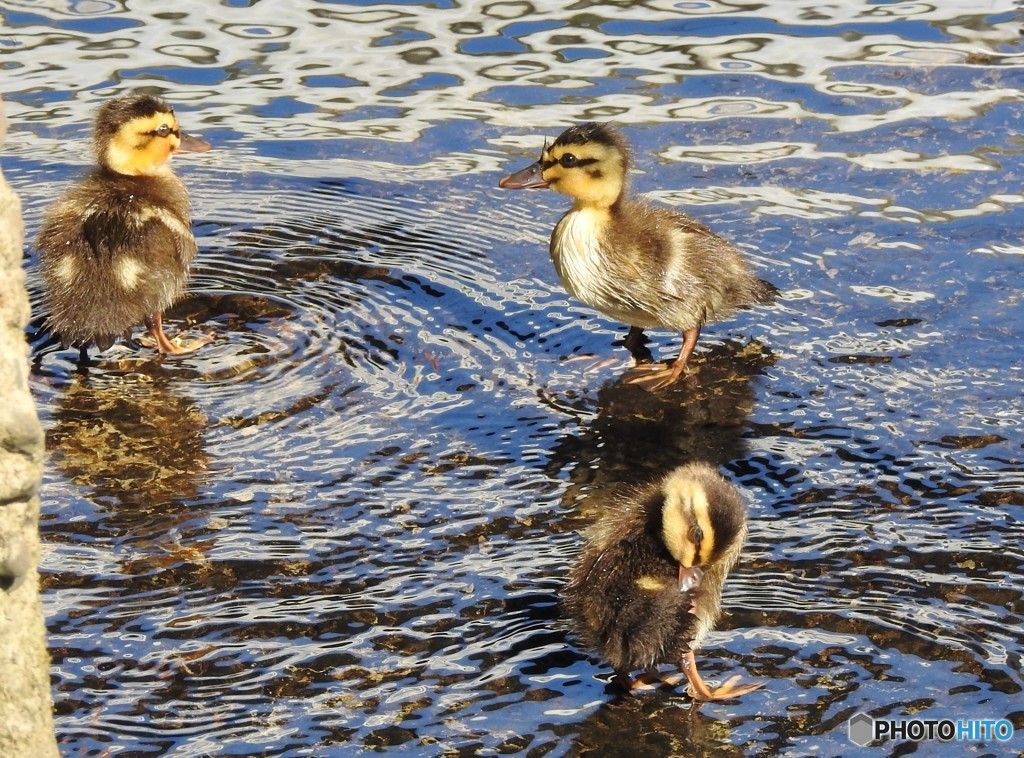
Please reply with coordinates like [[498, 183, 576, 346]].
[[4, 0, 1024, 755]]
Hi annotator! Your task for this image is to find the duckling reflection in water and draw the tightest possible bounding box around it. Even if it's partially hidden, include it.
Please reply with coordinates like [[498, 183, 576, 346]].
[[37, 94, 213, 360], [563, 462, 763, 700], [48, 370, 210, 507], [499, 123, 777, 390]]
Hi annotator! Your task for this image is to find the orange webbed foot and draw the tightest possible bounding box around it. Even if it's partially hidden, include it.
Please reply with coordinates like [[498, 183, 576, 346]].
[[137, 331, 214, 355], [163, 333, 214, 355], [622, 361, 688, 391], [679, 672, 764, 701], [143, 313, 213, 355], [563, 353, 624, 372], [677, 651, 764, 701]]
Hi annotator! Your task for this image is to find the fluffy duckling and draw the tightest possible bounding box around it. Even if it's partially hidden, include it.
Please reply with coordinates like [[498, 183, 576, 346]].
[[37, 94, 212, 359], [563, 462, 762, 700], [499, 122, 777, 390]]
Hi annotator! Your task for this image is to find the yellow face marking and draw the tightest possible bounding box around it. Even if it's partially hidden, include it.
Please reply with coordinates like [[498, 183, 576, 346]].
[[691, 484, 715, 566], [635, 575, 666, 592], [661, 472, 716, 568], [54, 254, 78, 282], [105, 112, 181, 176], [116, 257, 144, 289], [542, 141, 625, 208], [662, 476, 696, 567]]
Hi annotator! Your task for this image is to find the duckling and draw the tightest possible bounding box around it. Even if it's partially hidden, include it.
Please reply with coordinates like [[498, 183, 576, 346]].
[[499, 122, 777, 390], [37, 93, 213, 359], [563, 462, 763, 700]]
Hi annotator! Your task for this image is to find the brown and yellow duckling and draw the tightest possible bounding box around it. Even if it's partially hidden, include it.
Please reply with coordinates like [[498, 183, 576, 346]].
[[563, 462, 763, 700], [37, 93, 213, 359], [499, 122, 777, 390]]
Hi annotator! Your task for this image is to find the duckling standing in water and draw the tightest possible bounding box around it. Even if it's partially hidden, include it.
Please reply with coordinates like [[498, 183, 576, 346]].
[[563, 462, 763, 700], [499, 122, 777, 390], [37, 94, 213, 360]]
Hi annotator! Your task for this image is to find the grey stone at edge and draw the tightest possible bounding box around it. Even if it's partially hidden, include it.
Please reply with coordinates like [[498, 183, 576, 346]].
[[0, 93, 59, 758]]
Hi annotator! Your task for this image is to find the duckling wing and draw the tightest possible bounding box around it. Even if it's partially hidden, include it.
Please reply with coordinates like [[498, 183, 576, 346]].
[[565, 498, 702, 672], [564, 203, 704, 328], [668, 210, 717, 238], [629, 204, 772, 326], [79, 202, 148, 258], [81, 200, 197, 269], [566, 533, 699, 672]]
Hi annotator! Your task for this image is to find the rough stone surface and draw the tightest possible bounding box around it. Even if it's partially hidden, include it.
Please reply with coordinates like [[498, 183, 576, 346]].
[[0, 95, 59, 758]]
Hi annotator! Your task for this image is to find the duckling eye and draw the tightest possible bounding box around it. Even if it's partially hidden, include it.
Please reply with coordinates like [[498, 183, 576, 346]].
[[155, 124, 172, 138], [560, 153, 578, 168], [690, 526, 704, 545]]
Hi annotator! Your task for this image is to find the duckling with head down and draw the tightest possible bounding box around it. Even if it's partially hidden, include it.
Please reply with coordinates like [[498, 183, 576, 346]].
[[37, 93, 213, 359], [499, 122, 777, 390], [563, 462, 763, 700]]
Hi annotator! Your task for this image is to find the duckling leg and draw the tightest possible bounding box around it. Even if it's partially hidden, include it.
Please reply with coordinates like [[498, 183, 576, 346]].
[[622, 326, 653, 364], [673, 651, 764, 701], [623, 326, 701, 390], [613, 670, 637, 690], [144, 313, 212, 355], [670, 327, 701, 377]]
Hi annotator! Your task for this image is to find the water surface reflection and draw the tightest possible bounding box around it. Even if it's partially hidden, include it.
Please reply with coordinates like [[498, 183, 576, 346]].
[[6, 0, 1023, 754]]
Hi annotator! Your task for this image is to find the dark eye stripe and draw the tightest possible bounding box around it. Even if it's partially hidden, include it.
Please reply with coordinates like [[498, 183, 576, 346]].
[[544, 157, 598, 170]]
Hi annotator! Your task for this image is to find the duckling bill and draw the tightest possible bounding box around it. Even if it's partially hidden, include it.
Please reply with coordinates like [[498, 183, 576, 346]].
[[563, 462, 763, 700], [499, 122, 777, 390], [37, 94, 213, 360]]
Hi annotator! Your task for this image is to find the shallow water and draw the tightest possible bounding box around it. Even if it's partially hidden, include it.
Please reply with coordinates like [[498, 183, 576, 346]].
[[4, 0, 1024, 755]]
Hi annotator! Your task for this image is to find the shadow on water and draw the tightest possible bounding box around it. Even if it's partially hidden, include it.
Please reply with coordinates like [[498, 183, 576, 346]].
[[561, 696, 745, 758], [543, 339, 775, 494]]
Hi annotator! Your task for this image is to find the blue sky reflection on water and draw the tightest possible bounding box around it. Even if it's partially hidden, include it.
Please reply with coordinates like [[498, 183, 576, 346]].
[[2, 0, 1023, 755]]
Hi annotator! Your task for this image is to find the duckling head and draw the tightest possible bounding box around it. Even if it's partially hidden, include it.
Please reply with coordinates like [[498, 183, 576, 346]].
[[499, 122, 630, 208], [659, 464, 747, 590], [94, 94, 210, 176]]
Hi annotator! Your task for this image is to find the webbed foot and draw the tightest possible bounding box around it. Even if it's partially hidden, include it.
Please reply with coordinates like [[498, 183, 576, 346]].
[[164, 333, 215, 354], [674, 650, 764, 701], [622, 360, 688, 391], [143, 313, 213, 355]]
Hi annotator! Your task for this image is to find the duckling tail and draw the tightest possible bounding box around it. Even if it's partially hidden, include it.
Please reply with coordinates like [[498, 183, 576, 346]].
[[752, 278, 779, 305]]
